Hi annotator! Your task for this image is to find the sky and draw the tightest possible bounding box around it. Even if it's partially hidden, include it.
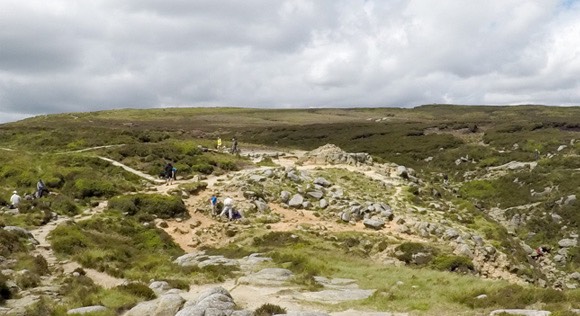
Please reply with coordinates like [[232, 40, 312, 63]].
[[1, 0, 580, 123]]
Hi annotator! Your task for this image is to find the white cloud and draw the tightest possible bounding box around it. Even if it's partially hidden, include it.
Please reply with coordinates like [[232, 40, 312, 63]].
[[0, 0, 579, 123]]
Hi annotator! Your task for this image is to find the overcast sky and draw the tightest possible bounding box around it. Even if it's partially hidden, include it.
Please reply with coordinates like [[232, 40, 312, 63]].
[[1, 0, 580, 123]]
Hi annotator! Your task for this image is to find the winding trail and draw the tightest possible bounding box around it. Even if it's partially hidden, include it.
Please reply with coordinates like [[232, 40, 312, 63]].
[[97, 156, 165, 183]]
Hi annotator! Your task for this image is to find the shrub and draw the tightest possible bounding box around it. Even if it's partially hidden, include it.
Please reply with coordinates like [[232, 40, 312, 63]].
[[117, 283, 156, 300], [108, 194, 187, 219], [72, 178, 117, 199], [178, 181, 208, 194], [0, 273, 12, 304], [254, 303, 287, 316], [431, 255, 474, 273], [50, 195, 79, 216], [395, 242, 436, 264]]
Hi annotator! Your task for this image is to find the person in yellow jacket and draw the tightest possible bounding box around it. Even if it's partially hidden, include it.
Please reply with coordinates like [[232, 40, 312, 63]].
[[217, 137, 222, 150]]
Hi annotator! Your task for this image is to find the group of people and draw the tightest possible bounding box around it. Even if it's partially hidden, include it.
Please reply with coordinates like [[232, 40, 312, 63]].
[[210, 194, 242, 221], [8, 179, 49, 209], [216, 137, 239, 154]]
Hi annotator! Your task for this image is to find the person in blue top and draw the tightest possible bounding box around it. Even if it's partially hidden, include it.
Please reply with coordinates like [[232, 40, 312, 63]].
[[210, 194, 218, 215]]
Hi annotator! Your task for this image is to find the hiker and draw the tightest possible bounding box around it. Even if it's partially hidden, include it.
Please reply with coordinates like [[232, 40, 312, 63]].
[[531, 245, 550, 259], [219, 197, 242, 220], [231, 137, 238, 154], [210, 194, 218, 215], [36, 179, 49, 198], [164, 162, 173, 185], [217, 137, 222, 150], [9, 191, 21, 209]]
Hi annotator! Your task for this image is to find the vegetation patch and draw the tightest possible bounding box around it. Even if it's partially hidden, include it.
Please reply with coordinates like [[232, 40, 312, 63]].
[[107, 194, 187, 219]]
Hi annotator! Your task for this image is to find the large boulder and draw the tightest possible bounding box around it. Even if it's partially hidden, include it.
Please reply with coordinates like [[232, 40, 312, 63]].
[[363, 219, 385, 230], [125, 293, 185, 316], [558, 239, 578, 248], [280, 191, 291, 203], [176, 287, 236, 316], [314, 177, 332, 187], [288, 194, 305, 208], [67, 306, 109, 315], [173, 252, 239, 268], [489, 310, 551, 316]]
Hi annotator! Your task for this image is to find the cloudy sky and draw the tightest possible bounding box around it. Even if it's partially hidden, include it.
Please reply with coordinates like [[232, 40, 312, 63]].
[[1, 0, 580, 123]]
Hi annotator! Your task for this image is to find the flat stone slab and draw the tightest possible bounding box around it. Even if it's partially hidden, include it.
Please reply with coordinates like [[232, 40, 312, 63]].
[[173, 251, 239, 268], [67, 306, 109, 315], [294, 289, 376, 304], [313, 276, 359, 289], [489, 310, 551, 316], [330, 310, 409, 316], [237, 268, 294, 287]]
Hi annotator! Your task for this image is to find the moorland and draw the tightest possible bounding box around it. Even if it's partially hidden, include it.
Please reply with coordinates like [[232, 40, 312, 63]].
[[0, 104, 579, 316]]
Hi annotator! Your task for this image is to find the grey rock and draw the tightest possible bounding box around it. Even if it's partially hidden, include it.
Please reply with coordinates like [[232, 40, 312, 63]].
[[314, 177, 332, 187], [249, 175, 266, 182], [444, 229, 460, 240], [149, 281, 171, 296], [411, 252, 432, 265], [302, 201, 312, 209], [280, 191, 291, 203], [173, 252, 239, 268], [396, 166, 408, 178], [278, 312, 329, 316], [3, 226, 34, 239], [313, 277, 358, 289], [232, 311, 253, 316], [288, 194, 305, 208], [570, 272, 580, 280], [489, 309, 551, 316], [363, 219, 385, 230], [564, 195, 576, 205], [340, 212, 351, 222], [294, 289, 376, 304], [319, 199, 328, 209], [237, 268, 293, 287], [307, 190, 324, 200], [254, 200, 270, 212], [455, 244, 474, 259], [125, 293, 185, 316], [67, 306, 109, 315], [558, 239, 577, 248]]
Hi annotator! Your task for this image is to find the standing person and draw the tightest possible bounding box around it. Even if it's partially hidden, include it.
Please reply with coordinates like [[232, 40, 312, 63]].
[[217, 137, 222, 150], [210, 194, 218, 215], [36, 179, 48, 198], [164, 163, 173, 185], [231, 137, 238, 154], [170, 165, 177, 184], [10, 191, 21, 209]]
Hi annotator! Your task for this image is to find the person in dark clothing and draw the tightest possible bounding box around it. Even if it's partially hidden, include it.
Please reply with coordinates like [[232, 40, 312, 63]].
[[164, 163, 173, 185], [36, 179, 49, 198]]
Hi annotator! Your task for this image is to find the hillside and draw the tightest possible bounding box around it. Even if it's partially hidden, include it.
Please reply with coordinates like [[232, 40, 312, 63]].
[[0, 105, 579, 316]]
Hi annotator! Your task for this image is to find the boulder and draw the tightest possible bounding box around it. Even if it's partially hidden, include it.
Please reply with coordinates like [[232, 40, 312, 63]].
[[489, 310, 551, 316], [288, 194, 304, 208], [67, 306, 109, 315], [149, 281, 172, 296], [558, 239, 578, 248], [363, 219, 385, 230], [280, 191, 291, 203], [319, 199, 328, 209], [125, 293, 185, 316], [254, 200, 270, 212], [314, 177, 332, 187], [173, 252, 239, 268], [307, 190, 324, 200], [396, 166, 408, 179]]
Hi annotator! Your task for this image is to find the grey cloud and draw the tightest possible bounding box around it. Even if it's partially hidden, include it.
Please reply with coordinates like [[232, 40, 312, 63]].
[[1, 0, 580, 123]]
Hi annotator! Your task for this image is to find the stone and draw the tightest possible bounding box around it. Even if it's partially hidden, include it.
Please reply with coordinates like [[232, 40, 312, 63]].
[[314, 177, 332, 187], [294, 289, 376, 304], [288, 194, 304, 208], [363, 219, 385, 230], [173, 252, 239, 268], [319, 199, 328, 209], [444, 229, 460, 240], [249, 175, 266, 182], [149, 281, 172, 296], [67, 306, 109, 315], [396, 166, 408, 178], [558, 239, 577, 248], [125, 293, 185, 316], [564, 195, 576, 205], [455, 244, 474, 258], [340, 212, 351, 222], [280, 191, 291, 203], [411, 252, 432, 265], [489, 310, 551, 316], [254, 200, 269, 212], [237, 268, 293, 287], [307, 190, 324, 200]]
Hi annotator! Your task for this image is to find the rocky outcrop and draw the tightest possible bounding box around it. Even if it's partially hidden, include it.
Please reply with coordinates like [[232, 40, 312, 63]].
[[300, 144, 373, 166]]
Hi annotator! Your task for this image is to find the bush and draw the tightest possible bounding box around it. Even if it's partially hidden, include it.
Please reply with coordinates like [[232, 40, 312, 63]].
[[117, 283, 156, 300], [50, 195, 79, 216], [431, 255, 474, 273], [177, 182, 208, 194], [254, 303, 287, 316], [395, 242, 436, 264], [0, 273, 12, 304], [108, 194, 187, 219]]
